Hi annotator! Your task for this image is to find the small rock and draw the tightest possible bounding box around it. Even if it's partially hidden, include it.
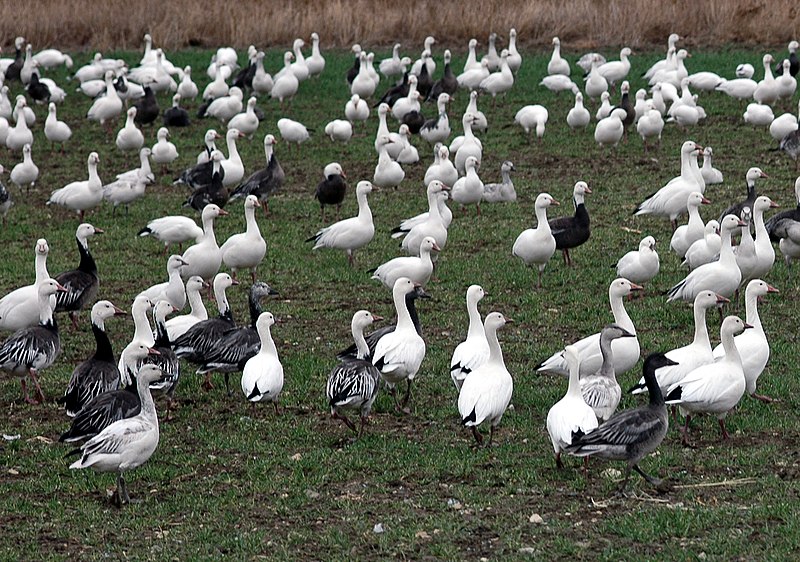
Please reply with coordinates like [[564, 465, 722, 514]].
[[698, 553, 706, 560], [529, 514, 544, 524], [305, 489, 320, 499], [290, 453, 302, 461], [373, 523, 385, 534], [414, 530, 430, 540], [602, 468, 622, 480], [7, 468, 19, 475], [518, 547, 537, 555]]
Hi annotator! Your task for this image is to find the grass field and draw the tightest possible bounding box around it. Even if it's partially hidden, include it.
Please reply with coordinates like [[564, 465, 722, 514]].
[[2, 43, 800, 560]]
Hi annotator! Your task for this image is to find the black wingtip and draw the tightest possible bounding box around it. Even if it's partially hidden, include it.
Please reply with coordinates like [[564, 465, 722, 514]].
[[664, 386, 682, 403], [461, 406, 477, 426], [247, 382, 261, 401]]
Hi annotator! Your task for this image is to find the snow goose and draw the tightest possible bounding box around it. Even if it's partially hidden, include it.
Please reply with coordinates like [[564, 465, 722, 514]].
[[241, 311, 284, 411], [479, 50, 514, 99], [734, 208, 758, 285], [230, 134, 284, 214], [776, 59, 797, 99], [373, 136, 405, 189], [203, 63, 231, 101], [308, 180, 375, 266], [380, 44, 404, 80], [276, 118, 309, 148], [140, 302, 180, 414], [1, 37, 25, 80], [634, 140, 704, 229], [749, 195, 779, 281], [546, 344, 598, 469], [151, 127, 178, 168], [420, 93, 451, 144], [715, 76, 758, 100], [770, 99, 800, 142], [566, 353, 676, 493], [457, 59, 490, 91], [306, 32, 325, 77], [480, 32, 500, 71], [351, 52, 377, 99], [594, 108, 626, 147], [754, 54, 779, 105], [411, 36, 436, 76], [482, 160, 516, 203], [670, 192, 711, 258], [650, 48, 688, 88], [0, 239, 52, 332], [248, 52, 273, 96], [547, 37, 570, 76], [391, 77, 420, 121], [580, 324, 635, 423], [392, 186, 452, 236], [115, 108, 144, 152], [736, 63, 756, 79], [205, 86, 243, 123], [138, 215, 203, 255], [86, 71, 123, 129], [180, 204, 228, 282], [326, 310, 382, 437], [536, 278, 642, 377], [288, 38, 310, 81], [595, 92, 613, 121], [514, 104, 548, 141], [424, 144, 458, 188], [451, 156, 484, 215], [449, 285, 489, 392], [643, 34, 680, 80], [584, 55, 609, 100], [458, 312, 513, 446], [615, 236, 660, 284], [630, 291, 727, 396], [32, 48, 72, 70], [712, 280, 778, 402], [633, 89, 648, 120], [138, 255, 188, 310], [0, 279, 65, 403], [637, 100, 665, 150], [566, 92, 591, 130], [10, 94, 33, 124], [766, 177, 800, 241], [373, 278, 427, 411], [5, 98, 33, 151], [47, 152, 102, 221], [271, 52, 299, 106], [718, 167, 767, 224], [774, 219, 800, 267], [165, 276, 208, 341], [324, 119, 353, 143], [44, 103, 71, 148], [666, 316, 750, 445], [103, 166, 151, 215], [183, 150, 228, 211], [10, 143, 38, 192], [683, 220, 721, 270], [400, 180, 451, 256], [549, 181, 592, 266], [53, 223, 102, 328], [370, 236, 439, 290], [743, 102, 774, 127], [667, 214, 746, 302], [512, 193, 559, 288], [221, 195, 267, 282], [345, 94, 369, 125], [598, 47, 632, 87], [453, 112, 483, 174], [227, 96, 259, 137], [687, 71, 724, 91], [177, 66, 199, 100], [68, 363, 163, 506], [313, 162, 347, 221], [699, 147, 723, 185]]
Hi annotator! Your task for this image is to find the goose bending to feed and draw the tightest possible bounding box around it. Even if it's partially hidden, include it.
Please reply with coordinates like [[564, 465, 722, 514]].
[[137, 255, 189, 310], [313, 163, 347, 221], [565, 353, 677, 494], [670, 191, 711, 259], [666, 316, 751, 446], [580, 324, 636, 423], [668, 214, 746, 302], [61, 300, 127, 416], [546, 345, 599, 469], [164, 276, 207, 341], [180, 204, 228, 283], [549, 181, 591, 266], [241, 312, 284, 412], [712, 280, 779, 403], [630, 291, 726, 397], [138, 215, 203, 255], [230, 134, 284, 215], [458, 312, 513, 446], [67, 364, 164, 506], [221, 195, 267, 282], [326, 310, 383, 437], [370, 236, 439, 289], [482, 160, 516, 203], [47, 152, 102, 221], [765, 177, 800, 242], [0, 279, 65, 403], [537, 278, 642, 377], [450, 285, 489, 392], [717, 167, 768, 224], [307, 181, 375, 266], [514, 104, 548, 141], [54, 223, 103, 329], [0, 239, 51, 332], [512, 193, 560, 288], [615, 236, 660, 285]]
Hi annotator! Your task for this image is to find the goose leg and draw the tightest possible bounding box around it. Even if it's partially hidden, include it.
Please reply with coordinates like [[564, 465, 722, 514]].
[[679, 414, 694, 447], [555, 452, 564, 469], [470, 426, 484, 446], [718, 418, 730, 440], [333, 411, 357, 432], [20, 378, 36, 404], [487, 424, 496, 447], [29, 368, 45, 404], [633, 464, 662, 486], [224, 373, 232, 396], [272, 400, 281, 415], [70, 312, 80, 330], [400, 379, 413, 411], [614, 467, 633, 496], [751, 392, 780, 403], [358, 415, 368, 438]]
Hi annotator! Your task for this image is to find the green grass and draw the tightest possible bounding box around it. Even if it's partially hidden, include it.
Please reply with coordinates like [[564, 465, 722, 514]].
[[2, 45, 800, 560]]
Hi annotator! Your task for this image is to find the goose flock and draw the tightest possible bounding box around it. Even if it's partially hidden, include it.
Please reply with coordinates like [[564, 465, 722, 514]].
[[2, 30, 800, 504]]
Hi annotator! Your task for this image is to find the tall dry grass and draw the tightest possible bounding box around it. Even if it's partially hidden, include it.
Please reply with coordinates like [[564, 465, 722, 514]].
[[1, 0, 797, 52]]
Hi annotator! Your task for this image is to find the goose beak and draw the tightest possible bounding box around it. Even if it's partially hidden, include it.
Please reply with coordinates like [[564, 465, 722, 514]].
[[231, 279, 240, 286], [217, 208, 229, 216], [177, 257, 189, 266], [629, 282, 644, 291], [202, 281, 210, 289], [737, 219, 747, 227], [695, 145, 704, 151], [372, 314, 384, 322], [743, 322, 754, 330], [504, 317, 514, 324], [760, 171, 770, 178], [700, 196, 711, 205], [441, 184, 451, 191], [55, 282, 68, 292], [584, 186, 593, 194], [715, 294, 730, 304], [550, 199, 560, 206], [147, 347, 161, 355], [113, 306, 127, 316], [770, 201, 780, 208], [431, 242, 442, 252], [767, 284, 780, 293]]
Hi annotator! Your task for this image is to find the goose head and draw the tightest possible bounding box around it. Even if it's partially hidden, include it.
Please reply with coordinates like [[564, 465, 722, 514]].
[[353, 310, 382, 332], [600, 323, 635, 341], [137, 364, 165, 386], [91, 300, 127, 324], [720, 214, 747, 233], [484, 311, 511, 333], [535, 192, 559, 209], [502, 161, 515, 174], [355, 180, 374, 196], [686, 191, 711, 208], [419, 236, 441, 254], [694, 290, 729, 310], [721, 315, 752, 338], [256, 311, 275, 333], [745, 278, 779, 299], [640, 236, 656, 252], [392, 276, 419, 300], [213, 272, 238, 294], [38, 278, 67, 299], [610, 277, 643, 299], [753, 195, 779, 213], [427, 179, 451, 194], [167, 254, 189, 272], [746, 167, 768, 183], [186, 276, 207, 293], [201, 203, 228, 221], [323, 162, 345, 179], [466, 284, 487, 305]]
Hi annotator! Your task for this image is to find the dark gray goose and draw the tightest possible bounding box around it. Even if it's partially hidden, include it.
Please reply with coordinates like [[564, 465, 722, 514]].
[[229, 134, 285, 215], [766, 176, 800, 242], [175, 143, 225, 190], [579, 323, 635, 423], [163, 94, 190, 127], [374, 71, 410, 108], [549, 181, 592, 266], [59, 342, 159, 443], [26, 72, 51, 104], [196, 282, 279, 395], [0, 279, 66, 404], [54, 223, 102, 329], [565, 353, 677, 494], [172, 272, 238, 390], [133, 85, 159, 126], [140, 301, 181, 417], [426, 49, 457, 101], [4, 37, 25, 82], [61, 300, 126, 416], [717, 167, 768, 224], [314, 162, 347, 221], [183, 150, 228, 211], [326, 310, 383, 437]]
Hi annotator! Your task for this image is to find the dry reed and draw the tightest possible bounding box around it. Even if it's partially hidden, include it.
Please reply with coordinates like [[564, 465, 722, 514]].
[[1, 0, 797, 52]]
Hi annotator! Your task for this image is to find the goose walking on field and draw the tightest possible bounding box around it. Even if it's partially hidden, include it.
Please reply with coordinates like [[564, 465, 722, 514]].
[[514, 105, 548, 141], [151, 127, 179, 168], [700, 147, 723, 185], [458, 312, 513, 446], [137, 255, 189, 311], [450, 285, 489, 392], [580, 324, 636, 422], [451, 156, 484, 215], [44, 103, 71, 148], [10, 143, 38, 192], [547, 37, 570, 76], [307, 181, 375, 266], [221, 195, 267, 282], [230, 134, 285, 215], [138, 215, 203, 255], [566, 92, 591, 130], [54, 223, 103, 329], [549, 181, 592, 266], [47, 152, 102, 221], [164, 276, 208, 341], [615, 236, 660, 285], [115, 108, 145, 152], [0, 239, 52, 332], [313, 162, 347, 222], [482, 160, 516, 203], [512, 193, 559, 288], [180, 204, 228, 283], [241, 312, 284, 411], [370, 236, 439, 289]]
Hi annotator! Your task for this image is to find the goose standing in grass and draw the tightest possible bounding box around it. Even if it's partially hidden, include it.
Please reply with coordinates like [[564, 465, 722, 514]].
[[0, 239, 51, 332], [68, 363, 164, 506], [163, 94, 190, 128], [138, 215, 203, 255], [451, 156, 484, 215], [345, 94, 370, 126], [547, 37, 570, 76], [327, 310, 383, 437], [306, 32, 325, 77], [10, 143, 38, 192], [86, 71, 123, 129], [183, 151, 228, 212], [420, 93, 451, 144], [699, 147, 723, 185], [5, 99, 34, 151], [373, 136, 405, 189], [482, 160, 516, 203], [271, 52, 300, 106], [458, 312, 513, 446], [221, 195, 267, 282], [615, 236, 659, 285], [596, 92, 613, 121], [203, 64, 230, 101], [180, 204, 228, 283], [151, 127, 179, 168], [313, 162, 347, 221], [579, 324, 636, 423], [251, 53, 273, 96], [666, 316, 751, 446], [637, 100, 665, 150], [54, 223, 102, 329], [584, 55, 609, 100], [115, 107, 145, 152], [547, 345, 599, 469], [537, 278, 642, 377], [399, 180, 451, 256], [566, 92, 591, 130], [748, 195, 779, 282], [753, 54, 779, 105], [765, 177, 800, 241], [594, 108, 626, 147], [370, 236, 439, 289], [514, 104, 548, 141], [734, 208, 758, 285], [307, 181, 375, 266], [549, 181, 592, 266], [324, 119, 353, 143], [103, 168, 151, 216], [392, 185, 452, 238], [241, 312, 284, 411], [218, 129, 246, 188], [450, 285, 489, 392], [47, 152, 102, 221], [683, 220, 721, 270], [230, 134, 284, 214], [0, 279, 66, 403], [453, 112, 483, 174], [512, 193, 560, 288], [44, 103, 71, 148], [712, 280, 779, 403], [770, 98, 800, 142], [379, 44, 404, 80], [670, 191, 711, 259], [479, 50, 514, 100], [424, 145, 458, 188], [138, 255, 189, 310], [565, 353, 676, 494], [205, 87, 244, 124], [165, 276, 207, 341], [142, 301, 181, 417]]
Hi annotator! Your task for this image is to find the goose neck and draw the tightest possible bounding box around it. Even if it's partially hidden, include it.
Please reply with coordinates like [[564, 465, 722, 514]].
[[38, 291, 56, 327], [485, 323, 504, 366], [353, 324, 370, 360], [136, 374, 158, 419], [259, 324, 277, 356], [609, 293, 634, 331], [34, 252, 49, 283], [744, 292, 763, 331], [393, 290, 414, 331], [691, 303, 711, 349]]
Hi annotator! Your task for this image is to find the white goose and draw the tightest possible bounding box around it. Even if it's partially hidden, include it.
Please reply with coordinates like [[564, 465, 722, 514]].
[[462, 39, 481, 72], [86, 71, 123, 127], [514, 104, 548, 141], [735, 208, 758, 283], [203, 64, 230, 100], [451, 156, 484, 215], [308, 181, 375, 266], [566, 92, 591, 130], [345, 94, 369, 125], [753, 54, 779, 105], [220, 195, 267, 282], [666, 316, 751, 445], [324, 119, 353, 143], [44, 103, 71, 147], [643, 34, 680, 80], [47, 152, 102, 221], [450, 285, 489, 392], [457, 59, 490, 91], [424, 144, 458, 188], [115, 108, 144, 152], [241, 312, 284, 410], [670, 191, 711, 258], [743, 102, 774, 127], [453, 112, 483, 174], [512, 193, 559, 288], [289, 38, 310, 81], [584, 55, 609, 99], [177, 66, 199, 100], [370, 236, 439, 290], [10, 143, 38, 191], [151, 127, 178, 166], [5, 98, 33, 151], [0, 239, 51, 332], [379, 44, 405, 79], [276, 118, 309, 148], [596, 92, 613, 121], [206, 86, 244, 124], [306, 32, 325, 77], [465, 90, 488, 132], [271, 52, 299, 105], [750, 195, 779, 281], [138, 255, 189, 311], [478, 50, 514, 99], [351, 52, 377, 99], [180, 204, 228, 282], [482, 160, 516, 203], [769, 99, 800, 142], [250, 53, 273, 96], [683, 220, 721, 270], [373, 278, 427, 411], [615, 236, 660, 284], [540, 74, 579, 94], [400, 181, 451, 256], [392, 188, 452, 238], [420, 93, 451, 144], [776, 59, 797, 99], [637, 100, 665, 150], [165, 276, 208, 341], [391, 77, 420, 121], [138, 215, 203, 254], [547, 37, 570, 76], [536, 278, 642, 377], [598, 47, 633, 87], [506, 28, 522, 73], [395, 125, 417, 163], [594, 108, 626, 147], [373, 136, 405, 189], [700, 147, 724, 185]]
